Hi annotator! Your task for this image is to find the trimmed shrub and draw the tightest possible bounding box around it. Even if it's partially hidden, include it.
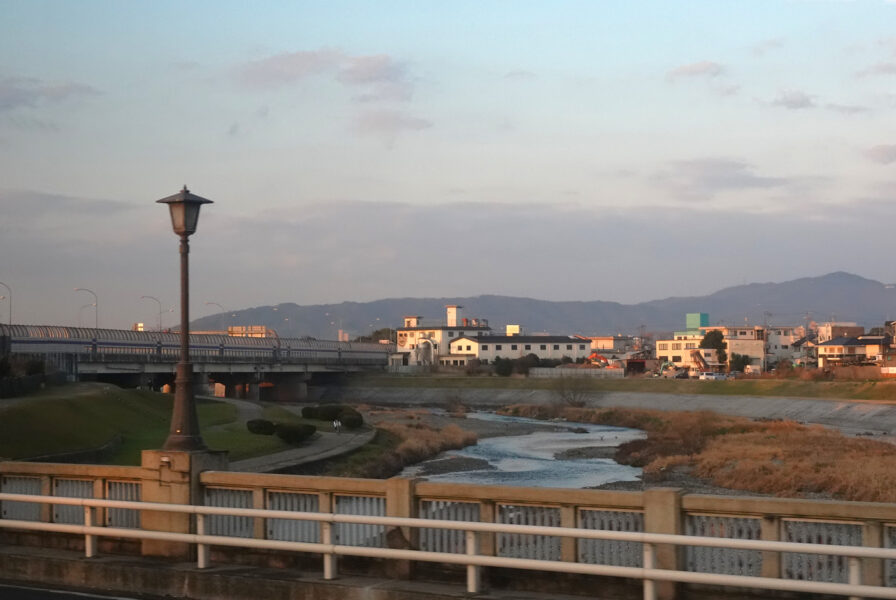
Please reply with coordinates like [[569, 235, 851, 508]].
[[246, 419, 276, 435], [301, 406, 317, 419], [275, 423, 317, 445], [338, 410, 364, 429]]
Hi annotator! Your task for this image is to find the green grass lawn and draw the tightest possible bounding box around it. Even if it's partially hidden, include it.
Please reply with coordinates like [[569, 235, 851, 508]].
[[0, 383, 334, 464], [350, 373, 896, 401]]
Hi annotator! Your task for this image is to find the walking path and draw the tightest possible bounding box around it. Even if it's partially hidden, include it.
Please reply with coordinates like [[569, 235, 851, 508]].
[[203, 396, 376, 473]]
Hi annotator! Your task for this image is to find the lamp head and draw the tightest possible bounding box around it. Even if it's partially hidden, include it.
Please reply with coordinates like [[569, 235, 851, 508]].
[[156, 185, 213, 236]]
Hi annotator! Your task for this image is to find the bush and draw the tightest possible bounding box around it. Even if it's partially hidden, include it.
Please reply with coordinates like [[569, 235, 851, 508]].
[[246, 419, 276, 435], [493, 357, 513, 377], [338, 410, 364, 429], [275, 423, 317, 445], [301, 406, 317, 419]]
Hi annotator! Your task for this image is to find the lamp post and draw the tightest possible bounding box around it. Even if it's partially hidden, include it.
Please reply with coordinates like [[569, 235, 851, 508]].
[[141, 295, 163, 332], [74, 288, 98, 331], [157, 186, 212, 452], [78, 303, 95, 328], [0, 281, 10, 325]]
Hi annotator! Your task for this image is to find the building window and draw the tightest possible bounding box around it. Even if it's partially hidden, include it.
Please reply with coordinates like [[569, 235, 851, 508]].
[[496, 345, 503, 350], [658, 343, 668, 351], [466, 345, 471, 351], [672, 343, 681, 350], [566, 344, 572, 350], [685, 343, 695, 349], [540, 344, 546, 350], [781, 345, 788, 349], [448, 331, 454, 337], [672, 355, 682, 362], [511, 344, 518, 350], [525, 344, 531, 350], [482, 344, 488, 350], [579, 345, 585, 350], [553, 345, 559, 350]]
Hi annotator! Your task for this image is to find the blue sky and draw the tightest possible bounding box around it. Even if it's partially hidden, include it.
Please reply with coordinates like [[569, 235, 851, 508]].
[[2, 1, 896, 330]]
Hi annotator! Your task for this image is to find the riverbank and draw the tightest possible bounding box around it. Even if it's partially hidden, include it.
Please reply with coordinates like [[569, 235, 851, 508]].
[[499, 404, 896, 502]]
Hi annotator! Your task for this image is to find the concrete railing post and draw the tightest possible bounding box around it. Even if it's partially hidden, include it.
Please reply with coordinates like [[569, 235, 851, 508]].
[[643, 488, 683, 600], [385, 477, 416, 579], [760, 515, 781, 579], [862, 521, 884, 586], [140, 449, 228, 559]]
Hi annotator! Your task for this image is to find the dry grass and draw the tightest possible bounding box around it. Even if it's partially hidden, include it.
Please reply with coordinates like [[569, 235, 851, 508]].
[[498, 404, 896, 502], [315, 406, 478, 479]]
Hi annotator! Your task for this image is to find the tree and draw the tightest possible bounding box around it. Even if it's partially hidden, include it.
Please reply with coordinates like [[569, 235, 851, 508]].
[[729, 353, 751, 373], [353, 327, 395, 343], [699, 330, 728, 368], [493, 357, 514, 377]]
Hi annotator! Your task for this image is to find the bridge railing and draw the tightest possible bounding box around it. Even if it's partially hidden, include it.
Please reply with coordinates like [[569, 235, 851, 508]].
[[0, 462, 143, 529], [4, 461, 896, 597], [3, 490, 896, 600]]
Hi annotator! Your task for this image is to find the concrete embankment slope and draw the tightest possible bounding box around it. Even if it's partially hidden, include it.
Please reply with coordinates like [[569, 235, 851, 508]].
[[342, 386, 896, 440]]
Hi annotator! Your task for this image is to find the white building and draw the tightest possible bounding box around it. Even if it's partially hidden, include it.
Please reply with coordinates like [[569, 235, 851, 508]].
[[393, 305, 491, 366], [443, 335, 592, 366]]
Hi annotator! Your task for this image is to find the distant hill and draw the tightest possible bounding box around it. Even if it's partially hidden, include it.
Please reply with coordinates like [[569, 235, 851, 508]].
[[191, 272, 896, 339]]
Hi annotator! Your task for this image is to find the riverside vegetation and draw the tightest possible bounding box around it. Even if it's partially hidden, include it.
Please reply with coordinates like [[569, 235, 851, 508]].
[[499, 404, 896, 503]]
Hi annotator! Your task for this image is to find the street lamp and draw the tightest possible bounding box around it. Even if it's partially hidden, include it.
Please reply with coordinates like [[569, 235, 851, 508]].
[[74, 288, 98, 331], [141, 295, 163, 332], [79, 303, 95, 328], [157, 185, 213, 452], [0, 281, 10, 325]]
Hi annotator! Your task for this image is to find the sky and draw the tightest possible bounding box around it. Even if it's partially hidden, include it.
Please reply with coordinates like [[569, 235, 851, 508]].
[[1, 0, 896, 330]]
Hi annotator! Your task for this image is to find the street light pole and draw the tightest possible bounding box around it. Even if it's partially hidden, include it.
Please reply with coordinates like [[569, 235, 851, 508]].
[[157, 186, 213, 452], [0, 281, 10, 325], [74, 288, 98, 331], [78, 303, 95, 328], [141, 295, 163, 332]]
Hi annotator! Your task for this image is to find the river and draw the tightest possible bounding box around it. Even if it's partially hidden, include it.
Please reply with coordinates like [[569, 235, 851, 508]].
[[401, 412, 645, 488]]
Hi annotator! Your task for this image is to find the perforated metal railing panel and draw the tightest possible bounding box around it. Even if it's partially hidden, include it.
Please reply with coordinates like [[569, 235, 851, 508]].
[[267, 491, 320, 542], [204, 488, 253, 538], [782, 519, 862, 583], [886, 524, 896, 587], [579, 509, 644, 566], [0, 476, 41, 521], [685, 514, 762, 576], [497, 504, 561, 561], [53, 479, 93, 524], [418, 500, 481, 554], [335, 495, 386, 547], [106, 480, 141, 528]]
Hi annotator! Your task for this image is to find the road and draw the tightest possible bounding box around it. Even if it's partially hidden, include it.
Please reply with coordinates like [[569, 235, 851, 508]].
[[0, 584, 142, 600]]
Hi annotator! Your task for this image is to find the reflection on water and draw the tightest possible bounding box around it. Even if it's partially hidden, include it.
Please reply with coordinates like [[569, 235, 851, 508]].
[[401, 412, 645, 489]]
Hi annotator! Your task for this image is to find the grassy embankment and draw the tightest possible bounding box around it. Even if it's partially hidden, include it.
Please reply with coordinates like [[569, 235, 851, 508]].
[[299, 406, 477, 479], [352, 373, 896, 402], [0, 383, 319, 464], [500, 404, 896, 502]]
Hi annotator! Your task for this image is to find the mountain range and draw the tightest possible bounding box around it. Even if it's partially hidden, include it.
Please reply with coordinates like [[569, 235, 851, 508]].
[[191, 272, 896, 339]]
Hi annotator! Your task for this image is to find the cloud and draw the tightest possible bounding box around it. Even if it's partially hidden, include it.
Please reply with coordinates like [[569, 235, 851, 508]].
[[864, 144, 896, 164], [666, 61, 724, 82], [771, 89, 815, 109], [235, 48, 414, 102], [752, 38, 784, 56], [714, 84, 740, 97], [236, 49, 343, 88], [504, 70, 536, 81], [0, 77, 99, 112], [825, 103, 869, 115], [227, 122, 240, 137], [337, 54, 413, 102], [354, 109, 432, 135], [657, 158, 788, 199], [857, 62, 896, 77]]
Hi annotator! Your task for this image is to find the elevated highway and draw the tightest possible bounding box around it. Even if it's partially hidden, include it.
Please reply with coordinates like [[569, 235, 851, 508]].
[[0, 324, 392, 401]]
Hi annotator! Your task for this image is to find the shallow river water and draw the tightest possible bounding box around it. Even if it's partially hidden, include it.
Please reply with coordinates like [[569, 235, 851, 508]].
[[401, 412, 645, 488]]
